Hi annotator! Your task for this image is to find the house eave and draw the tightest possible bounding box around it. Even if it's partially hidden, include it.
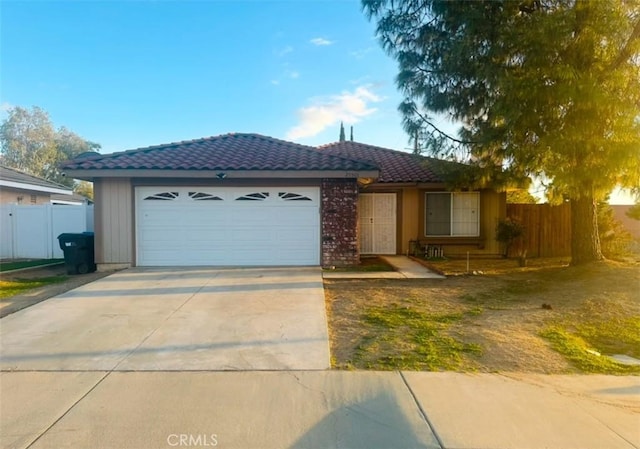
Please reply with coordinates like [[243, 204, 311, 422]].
[[0, 180, 73, 196], [50, 199, 86, 205], [361, 181, 449, 189], [62, 169, 379, 182]]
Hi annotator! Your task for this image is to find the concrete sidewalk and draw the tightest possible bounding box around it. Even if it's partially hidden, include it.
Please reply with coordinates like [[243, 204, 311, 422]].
[[323, 255, 444, 279], [1, 371, 637, 449]]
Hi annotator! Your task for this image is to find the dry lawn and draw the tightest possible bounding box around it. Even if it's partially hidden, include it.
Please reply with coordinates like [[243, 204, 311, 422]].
[[325, 258, 640, 373]]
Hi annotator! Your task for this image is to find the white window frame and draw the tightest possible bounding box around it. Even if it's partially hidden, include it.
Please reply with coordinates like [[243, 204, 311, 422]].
[[424, 192, 480, 237]]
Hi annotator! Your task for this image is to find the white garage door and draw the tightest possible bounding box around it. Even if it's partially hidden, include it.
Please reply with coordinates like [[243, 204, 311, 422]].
[[136, 186, 320, 266]]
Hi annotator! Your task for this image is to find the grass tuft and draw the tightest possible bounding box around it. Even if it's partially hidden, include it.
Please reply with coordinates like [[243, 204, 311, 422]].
[[352, 305, 481, 371], [540, 326, 640, 374], [0, 276, 68, 300]]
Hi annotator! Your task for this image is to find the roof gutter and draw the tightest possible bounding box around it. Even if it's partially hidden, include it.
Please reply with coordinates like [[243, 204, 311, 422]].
[[62, 169, 380, 182], [0, 180, 73, 196], [361, 181, 449, 189]]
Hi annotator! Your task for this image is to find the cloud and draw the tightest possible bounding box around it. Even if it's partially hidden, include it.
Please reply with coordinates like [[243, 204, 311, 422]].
[[310, 37, 334, 46], [270, 69, 299, 86], [286, 86, 382, 140], [275, 45, 293, 57], [349, 75, 371, 85], [350, 47, 373, 59]]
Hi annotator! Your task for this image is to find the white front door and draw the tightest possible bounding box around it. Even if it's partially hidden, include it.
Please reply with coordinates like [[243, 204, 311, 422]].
[[359, 193, 397, 254], [135, 186, 320, 266]]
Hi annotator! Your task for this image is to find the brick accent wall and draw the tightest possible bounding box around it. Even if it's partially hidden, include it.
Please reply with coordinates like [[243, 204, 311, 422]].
[[321, 178, 359, 267]]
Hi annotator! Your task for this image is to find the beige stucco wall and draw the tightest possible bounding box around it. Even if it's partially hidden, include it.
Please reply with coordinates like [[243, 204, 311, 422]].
[[0, 187, 50, 205], [94, 178, 133, 269], [399, 188, 420, 254], [364, 186, 506, 257]]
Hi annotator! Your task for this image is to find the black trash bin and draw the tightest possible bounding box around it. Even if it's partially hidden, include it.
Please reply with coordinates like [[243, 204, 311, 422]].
[[57, 232, 96, 275]]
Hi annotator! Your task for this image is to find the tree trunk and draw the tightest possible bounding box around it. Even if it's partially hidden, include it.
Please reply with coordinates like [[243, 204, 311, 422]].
[[570, 195, 603, 265]]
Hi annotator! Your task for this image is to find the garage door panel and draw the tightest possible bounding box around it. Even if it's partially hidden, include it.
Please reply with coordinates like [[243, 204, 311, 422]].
[[281, 208, 317, 225], [229, 209, 275, 224], [139, 209, 182, 222], [230, 250, 312, 266], [136, 187, 319, 266], [184, 230, 230, 243], [141, 251, 227, 266], [230, 228, 274, 243], [139, 229, 184, 242], [275, 228, 317, 243], [183, 208, 226, 219]]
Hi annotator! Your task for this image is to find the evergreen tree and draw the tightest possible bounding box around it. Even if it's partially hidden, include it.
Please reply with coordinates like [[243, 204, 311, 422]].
[[339, 122, 346, 142], [363, 0, 640, 265], [507, 190, 538, 204]]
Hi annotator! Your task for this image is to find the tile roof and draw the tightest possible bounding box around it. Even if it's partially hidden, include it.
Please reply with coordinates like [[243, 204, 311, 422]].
[[0, 165, 73, 192], [60, 133, 377, 172], [317, 141, 449, 183]]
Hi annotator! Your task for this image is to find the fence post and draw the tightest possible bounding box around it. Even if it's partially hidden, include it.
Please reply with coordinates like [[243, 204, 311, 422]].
[[46, 203, 53, 258]]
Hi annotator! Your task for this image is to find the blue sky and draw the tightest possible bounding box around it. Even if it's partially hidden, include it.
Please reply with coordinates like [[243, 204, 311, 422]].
[[1, 0, 421, 154], [1, 1, 635, 204]]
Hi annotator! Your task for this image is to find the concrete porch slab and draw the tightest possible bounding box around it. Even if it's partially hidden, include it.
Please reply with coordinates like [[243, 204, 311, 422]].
[[322, 256, 444, 279]]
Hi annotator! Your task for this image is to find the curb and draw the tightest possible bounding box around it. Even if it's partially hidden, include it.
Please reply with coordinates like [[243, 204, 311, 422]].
[[0, 261, 65, 276]]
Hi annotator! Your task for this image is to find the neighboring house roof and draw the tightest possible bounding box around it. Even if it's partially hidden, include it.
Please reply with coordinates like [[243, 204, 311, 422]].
[[317, 141, 450, 183], [60, 133, 378, 173], [50, 193, 93, 205], [0, 165, 73, 195]]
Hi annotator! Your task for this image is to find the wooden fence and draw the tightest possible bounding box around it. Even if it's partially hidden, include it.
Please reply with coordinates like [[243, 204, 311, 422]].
[[506, 203, 571, 258]]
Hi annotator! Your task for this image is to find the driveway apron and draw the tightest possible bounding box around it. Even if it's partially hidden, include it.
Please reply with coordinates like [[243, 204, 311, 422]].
[[0, 267, 330, 371]]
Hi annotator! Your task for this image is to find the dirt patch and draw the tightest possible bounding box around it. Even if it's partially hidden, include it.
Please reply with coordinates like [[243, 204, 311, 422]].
[[419, 256, 571, 276], [324, 256, 395, 272], [325, 259, 640, 373]]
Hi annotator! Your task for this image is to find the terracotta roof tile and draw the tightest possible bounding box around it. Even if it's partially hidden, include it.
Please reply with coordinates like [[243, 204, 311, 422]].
[[317, 141, 447, 183], [60, 133, 377, 172]]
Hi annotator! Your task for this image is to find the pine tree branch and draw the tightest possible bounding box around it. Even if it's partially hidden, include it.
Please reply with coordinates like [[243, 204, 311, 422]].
[[609, 18, 640, 72], [410, 106, 480, 145]]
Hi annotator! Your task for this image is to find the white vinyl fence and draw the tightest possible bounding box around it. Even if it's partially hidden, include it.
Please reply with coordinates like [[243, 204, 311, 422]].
[[0, 204, 94, 259]]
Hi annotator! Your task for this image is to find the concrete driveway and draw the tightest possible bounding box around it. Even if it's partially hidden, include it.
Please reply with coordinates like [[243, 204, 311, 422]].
[[0, 267, 330, 371]]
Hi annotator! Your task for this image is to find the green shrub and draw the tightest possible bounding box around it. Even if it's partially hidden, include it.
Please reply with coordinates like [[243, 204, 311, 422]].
[[496, 218, 525, 257]]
